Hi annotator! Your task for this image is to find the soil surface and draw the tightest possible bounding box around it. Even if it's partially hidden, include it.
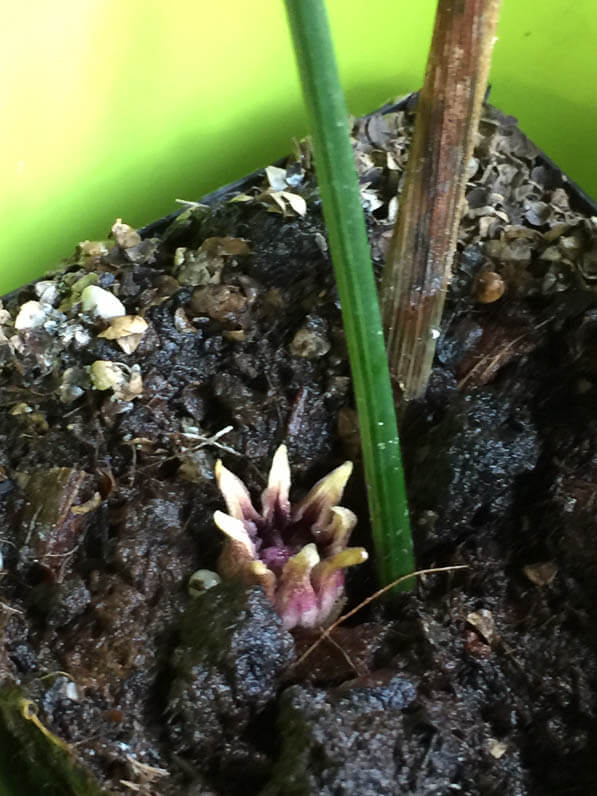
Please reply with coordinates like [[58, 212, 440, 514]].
[[1, 99, 597, 795]]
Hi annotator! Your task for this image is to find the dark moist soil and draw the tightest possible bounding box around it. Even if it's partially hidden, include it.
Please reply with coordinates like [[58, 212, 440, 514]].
[[1, 99, 597, 796]]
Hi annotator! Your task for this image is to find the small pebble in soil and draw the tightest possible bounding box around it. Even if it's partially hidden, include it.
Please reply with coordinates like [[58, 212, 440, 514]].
[[289, 316, 331, 359], [81, 285, 126, 319], [14, 300, 51, 330], [472, 270, 506, 303], [187, 569, 221, 597]]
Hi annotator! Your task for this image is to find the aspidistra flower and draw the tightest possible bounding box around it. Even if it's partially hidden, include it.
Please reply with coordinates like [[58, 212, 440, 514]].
[[213, 445, 367, 630]]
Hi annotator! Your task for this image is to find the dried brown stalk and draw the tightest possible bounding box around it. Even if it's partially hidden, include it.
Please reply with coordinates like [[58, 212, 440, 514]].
[[381, 0, 502, 400]]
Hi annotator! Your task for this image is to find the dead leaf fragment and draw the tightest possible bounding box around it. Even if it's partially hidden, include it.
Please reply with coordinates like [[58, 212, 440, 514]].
[[278, 190, 307, 217], [98, 315, 148, 339], [174, 236, 249, 287], [121, 366, 143, 401], [98, 315, 148, 353], [223, 329, 246, 342], [523, 561, 558, 586], [14, 468, 97, 579], [456, 318, 536, 389], [488, 739, 508, 759], [289, 321, 331, 359], [78, 239, 110, 258], [58, 367, 90, 404], [89, 361, 143, 401], [119, 335, 144, 355], [173, 307, 197, 333], [265, 189, 307, 217], [89, 360, 127, 391], [190, 285, 248, 326], [360, 186, 385, 213], [10, 402, 32, 416], [228, 192, 253, 204], [265, 165, 288, 191], [71, 492, 102, 515], [466, 609, 497, 646], [111, 218, 141, 249], [229, 182, 307, 218], [200, 236, 251, 256]]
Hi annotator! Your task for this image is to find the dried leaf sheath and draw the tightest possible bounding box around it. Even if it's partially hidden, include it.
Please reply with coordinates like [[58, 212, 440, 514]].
[[382, 0, 502, 400]]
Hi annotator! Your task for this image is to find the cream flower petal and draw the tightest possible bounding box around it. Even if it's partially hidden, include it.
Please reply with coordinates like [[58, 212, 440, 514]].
[[215, 459, 261, 523], [315, 572, 345, 628], [213, 510, 256, 558], [261, 444, 291, 524], [311, 547, 368, 590], [311, 547, 368, 625], [312, 506, 358, 553], [275, 543, 320, 629], [218, 539, 254, 582], [244, 560, 276, 601], [293, 461, 353, 526]]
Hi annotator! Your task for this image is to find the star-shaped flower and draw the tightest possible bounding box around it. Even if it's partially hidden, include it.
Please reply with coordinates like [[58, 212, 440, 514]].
[[213, 445, 367, 630]]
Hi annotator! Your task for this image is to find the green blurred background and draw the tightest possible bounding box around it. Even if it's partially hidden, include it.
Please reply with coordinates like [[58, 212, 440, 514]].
[[0, 1, 595, 790], [1, 0, 596, 295]]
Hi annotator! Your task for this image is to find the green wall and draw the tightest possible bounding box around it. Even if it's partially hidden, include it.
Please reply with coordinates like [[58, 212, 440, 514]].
[[1, 0, 595, 293]]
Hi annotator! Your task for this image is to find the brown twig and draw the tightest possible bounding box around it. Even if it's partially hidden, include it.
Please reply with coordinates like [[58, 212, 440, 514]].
[[292, 564, 468, 669], [381, 0, 502, 401]]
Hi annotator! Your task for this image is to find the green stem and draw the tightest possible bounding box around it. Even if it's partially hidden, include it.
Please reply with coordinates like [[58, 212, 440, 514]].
[[284, 0, 414, 588]]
